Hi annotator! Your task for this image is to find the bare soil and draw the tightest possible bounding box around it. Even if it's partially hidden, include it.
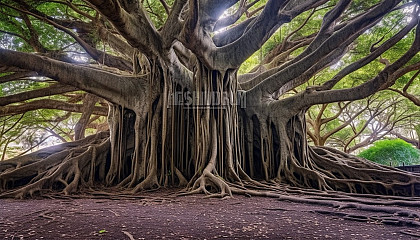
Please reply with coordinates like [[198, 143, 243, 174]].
[[1, 189, 419, 240]]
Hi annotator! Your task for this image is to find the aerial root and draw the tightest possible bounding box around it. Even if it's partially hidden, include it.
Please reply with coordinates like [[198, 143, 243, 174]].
[[174, 167, 188, 187]]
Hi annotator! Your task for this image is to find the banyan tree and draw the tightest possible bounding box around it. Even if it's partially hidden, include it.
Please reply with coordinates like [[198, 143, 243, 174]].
[[0, 0, 420, 198]]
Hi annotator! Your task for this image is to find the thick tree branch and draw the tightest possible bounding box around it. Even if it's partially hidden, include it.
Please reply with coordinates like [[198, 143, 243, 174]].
[[212, 0, 325, 69], [181, 0, 297, 69], [249, 0, 403, 98], [20, 13, 47, 53], [297, 20, 420, 108], [212, 17, 255, 47], [393, 61, 420, 81], [240, 0, 353, 91], [0, 99, 108, 117], [96, 24, 135, 58], [87, 0, 163, 59], [0, 84, 78, 106], [213, 0, 259, 31], [160, 0, 188, 48], [118, 0, 140, 13], [294, 0, 351, 62], [0, 49, 148, 107], [200, 0, 240, 21], [318, 17, 418, 91]]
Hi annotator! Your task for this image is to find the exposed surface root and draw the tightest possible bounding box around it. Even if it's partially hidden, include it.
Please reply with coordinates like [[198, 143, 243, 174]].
[[307, 146, 420, 196], [0, 132, 110, 198], [181, 170, 232, 198], [229, 185, 420, 228], [400, 229, 420, 237]]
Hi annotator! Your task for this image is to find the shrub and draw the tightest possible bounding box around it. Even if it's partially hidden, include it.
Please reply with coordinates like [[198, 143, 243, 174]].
[[358, 139, 420, 166]]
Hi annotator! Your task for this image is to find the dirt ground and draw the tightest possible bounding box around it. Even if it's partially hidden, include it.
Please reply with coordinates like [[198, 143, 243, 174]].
[[1, 190, 420, 240]]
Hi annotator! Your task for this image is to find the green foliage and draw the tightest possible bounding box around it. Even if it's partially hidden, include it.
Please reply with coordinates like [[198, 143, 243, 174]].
[[358, 139, 420, 166], [415, 125, 420, 139]]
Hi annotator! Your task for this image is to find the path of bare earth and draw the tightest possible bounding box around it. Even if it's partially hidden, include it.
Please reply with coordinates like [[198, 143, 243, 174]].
[[1, 189, 420, 239]]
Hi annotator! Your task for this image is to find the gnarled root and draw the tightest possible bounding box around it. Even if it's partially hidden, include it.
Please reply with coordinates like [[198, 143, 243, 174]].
[[306, 146, 420, 196], [182, 169, 232, 198], [0, 132, 110, 198]]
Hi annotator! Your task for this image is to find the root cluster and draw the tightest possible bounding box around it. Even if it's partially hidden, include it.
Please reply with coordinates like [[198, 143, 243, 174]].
[[0, 132, 109, 198]]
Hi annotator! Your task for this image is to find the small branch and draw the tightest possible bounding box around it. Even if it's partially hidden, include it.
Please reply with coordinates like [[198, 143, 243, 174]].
[[74, 94, 100, 140], [159, 0, 170, 14], [388, 88, 420, 106], [214, 0, 257, 31], [1, 113, 25, 137], [402, 70, 419, 93], [0, 29, 28, 42], [17, 135, 56, 157]]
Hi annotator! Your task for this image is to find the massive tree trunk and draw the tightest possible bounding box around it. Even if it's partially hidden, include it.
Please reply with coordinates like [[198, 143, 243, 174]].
[[1, 0, 420, 198]]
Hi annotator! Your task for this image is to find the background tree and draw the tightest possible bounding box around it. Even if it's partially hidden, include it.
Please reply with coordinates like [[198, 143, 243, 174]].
[[358, 139, 420, 166], [0, 0, 420, 198], [306, 95, 420, 153]]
